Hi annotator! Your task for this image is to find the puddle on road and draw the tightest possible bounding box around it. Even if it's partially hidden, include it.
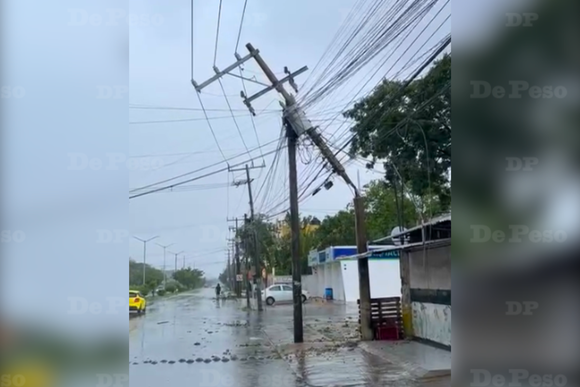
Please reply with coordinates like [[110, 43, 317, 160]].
[[280, 345, 423, 387], [130, 289, 429, 386]]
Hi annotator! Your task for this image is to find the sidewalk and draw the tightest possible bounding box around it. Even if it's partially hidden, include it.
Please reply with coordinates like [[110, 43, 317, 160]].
[[260, 301, 450, 386], [359, 341, 451, 384]]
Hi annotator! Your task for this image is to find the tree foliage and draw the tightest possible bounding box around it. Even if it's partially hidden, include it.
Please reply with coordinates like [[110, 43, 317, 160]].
[[345, 53, 451, 210], [312, 209, 356, 248], [172, 267, 205, 290], [129, 260, 164, 289], [224, 178, 442, 278]]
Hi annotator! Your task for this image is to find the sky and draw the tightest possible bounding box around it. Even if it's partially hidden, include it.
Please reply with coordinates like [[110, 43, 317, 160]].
[[128, 0, 451, 277]]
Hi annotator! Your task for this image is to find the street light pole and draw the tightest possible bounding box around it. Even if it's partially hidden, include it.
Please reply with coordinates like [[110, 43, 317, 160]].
[[156, 242, 174, 288], [134, 235, 159, 286]]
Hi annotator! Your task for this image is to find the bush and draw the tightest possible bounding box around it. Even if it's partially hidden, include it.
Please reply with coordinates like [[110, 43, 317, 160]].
[[135, 286, 149, 297], [165, 284, 176, 293], [157, 289, 167, 296]]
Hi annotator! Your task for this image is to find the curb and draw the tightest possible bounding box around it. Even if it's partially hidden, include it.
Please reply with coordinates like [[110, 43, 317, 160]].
[[311, 297, 345, 305], [358, 341, 450, 380]]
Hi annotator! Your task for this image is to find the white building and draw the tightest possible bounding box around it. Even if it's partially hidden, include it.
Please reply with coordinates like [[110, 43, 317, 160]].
[[305, 245, 401, 302]]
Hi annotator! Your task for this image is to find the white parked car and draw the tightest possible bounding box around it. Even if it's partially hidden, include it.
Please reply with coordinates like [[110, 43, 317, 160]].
[[262, 284, 309, 306]]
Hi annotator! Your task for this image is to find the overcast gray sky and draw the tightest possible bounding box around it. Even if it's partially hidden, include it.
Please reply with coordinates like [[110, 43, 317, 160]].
[[128, 0, 450, 277]]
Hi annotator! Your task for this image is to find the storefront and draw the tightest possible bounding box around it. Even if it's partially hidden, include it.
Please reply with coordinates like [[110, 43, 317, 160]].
[[307, 245, 402, 302]]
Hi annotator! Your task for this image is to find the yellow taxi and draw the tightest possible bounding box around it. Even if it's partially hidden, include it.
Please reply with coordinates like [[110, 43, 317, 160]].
[[129, 290, 147, 314]]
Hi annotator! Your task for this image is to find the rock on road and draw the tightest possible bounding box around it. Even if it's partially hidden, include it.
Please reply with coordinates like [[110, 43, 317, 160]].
[[129, 288, 445, 387]]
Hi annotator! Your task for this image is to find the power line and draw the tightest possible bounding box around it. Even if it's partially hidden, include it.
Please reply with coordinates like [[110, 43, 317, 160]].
[[238, 67, 265, 164], [129, 138, 279, 193], [129, 105, 279, 113], [320, 1, 450, 142], [131, 182, 234, 195], [191, 0, 194, 79], [235, 0, 249, 54], [338, 35, 451, 154], [300, 0, 430, 108], [129, 110, 280, 125], [129, 148, 263, 159], [195, 92, 228, 163], [213, 0, 224, 66], [129, 116, 235, 125], [130, 146, 283, 199], [217, 78, 252, 157]]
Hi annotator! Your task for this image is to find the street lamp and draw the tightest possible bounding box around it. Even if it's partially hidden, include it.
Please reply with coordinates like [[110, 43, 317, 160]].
[[156, 242, 174, 288], [133, 235, 159, 286]]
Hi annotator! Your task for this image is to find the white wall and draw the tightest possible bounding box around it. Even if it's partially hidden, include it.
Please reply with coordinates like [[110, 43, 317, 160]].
[[412, 302, 451, 347], [342, 261, 359, 302], [341, 259, 401, 302], [334, 261, 345, 301], [307, 262, 347, 301], [301, 274, 318, 296], [325, 261, 344, 301]]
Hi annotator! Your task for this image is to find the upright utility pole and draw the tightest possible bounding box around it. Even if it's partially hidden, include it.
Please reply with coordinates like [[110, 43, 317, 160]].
[[134, 235, 159, 286], [243, 214, 251, 309], [227, 248, 232, 290], [228, 217, 242, 297], [156, 242, 174, 287], [246, 164, 263, 311], [285, 119, 304, 343], [234, 219, 241, 297], [169, 250, 184, 273], [230, 164, 265, 311]]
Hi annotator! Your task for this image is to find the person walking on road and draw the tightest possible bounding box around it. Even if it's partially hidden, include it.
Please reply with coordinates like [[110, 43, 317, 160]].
[[215, 283, 221, 299]]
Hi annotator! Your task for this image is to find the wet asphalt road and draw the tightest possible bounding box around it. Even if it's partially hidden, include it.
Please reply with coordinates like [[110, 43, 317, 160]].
[[129, 289, 304, 387], [129, 289, 434, 387]]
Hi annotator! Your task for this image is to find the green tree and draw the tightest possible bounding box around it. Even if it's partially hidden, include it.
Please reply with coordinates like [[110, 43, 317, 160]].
[[223, 176, 444, 279], [270, 215, 318, 275], [172, 267, 205, 289], [312, 209, 356, 249], [129, 260, 164, 289], [364, 180, 419, 240], [236, 214, 277, 270], [345, 54, 451, 210]]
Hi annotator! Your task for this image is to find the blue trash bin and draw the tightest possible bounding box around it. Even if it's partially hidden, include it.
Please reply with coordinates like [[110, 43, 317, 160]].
[[324, 288, 333, 300]]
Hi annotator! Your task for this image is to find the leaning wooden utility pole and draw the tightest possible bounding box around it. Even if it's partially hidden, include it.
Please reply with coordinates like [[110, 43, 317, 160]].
[[190, 42, 372, 340], [242, 42, 372, 341]]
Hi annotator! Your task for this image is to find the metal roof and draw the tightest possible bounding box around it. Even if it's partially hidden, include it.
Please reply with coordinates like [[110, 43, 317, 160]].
[[339, 238, 451, 260], [337, 245, 401, 261], [372, 213, 451, 243]]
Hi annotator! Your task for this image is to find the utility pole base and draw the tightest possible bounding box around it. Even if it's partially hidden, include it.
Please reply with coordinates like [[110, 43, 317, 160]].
[[354, 195, 373, 341]]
